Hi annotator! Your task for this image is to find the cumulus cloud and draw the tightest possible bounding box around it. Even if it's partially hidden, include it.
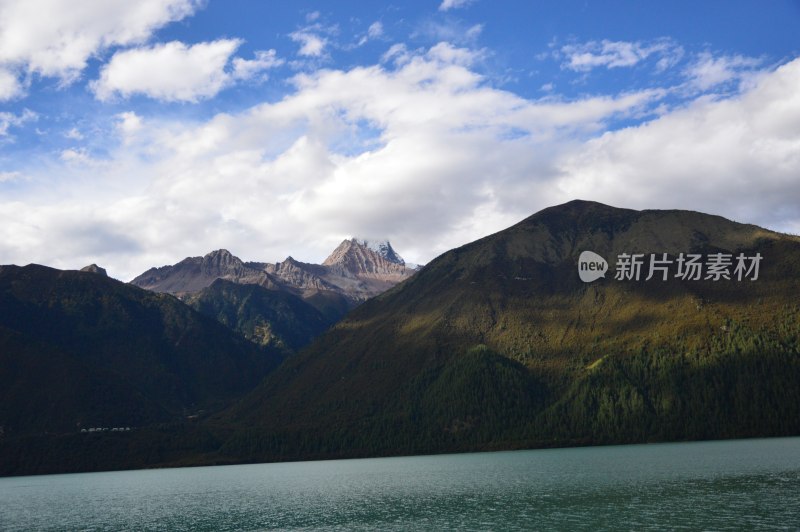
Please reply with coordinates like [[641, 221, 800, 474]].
[[0, 43, 672, 277], [557, 58, 800, 228], [0, 0, 201, 87], [1, 43, 798, 282], [92, 39, 243, 102]]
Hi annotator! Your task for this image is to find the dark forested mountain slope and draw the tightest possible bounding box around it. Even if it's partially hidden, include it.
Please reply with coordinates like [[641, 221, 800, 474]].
[[219, 200, 800, 461], [185, 279, 335, 353], [0, 264, 282, 437]]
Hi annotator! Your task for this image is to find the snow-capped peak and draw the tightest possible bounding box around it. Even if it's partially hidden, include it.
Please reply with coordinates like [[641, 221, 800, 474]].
[[352, 238, 405, 265]]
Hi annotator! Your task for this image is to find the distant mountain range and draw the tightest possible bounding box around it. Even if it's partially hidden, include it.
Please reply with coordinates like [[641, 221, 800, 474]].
[[130, 238, 418, 307], [128, 238, 418, 354], [2, 201, 800, 476]]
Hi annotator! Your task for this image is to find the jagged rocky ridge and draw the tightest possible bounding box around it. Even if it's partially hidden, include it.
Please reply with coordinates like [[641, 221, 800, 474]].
[[130, 239, 419, 307]]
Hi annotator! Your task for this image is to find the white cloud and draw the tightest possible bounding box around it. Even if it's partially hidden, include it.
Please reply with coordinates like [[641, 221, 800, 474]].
[[232, 49, 283, 80], [116, 111, 142, 133], [0, 108, 36, 136], [0, 43, 672, 278], [465, 24, 483, 40], [115, 111, 143, 144], [439, 0, 474, 11], [92, 39, 242, 102], [557, 58, 800, 228], [64, 127, 83, 140], [561, 39, 681, 72], [290, 30, 327, 57], [382, 44, 410, 65], [60, 148, 100, 166], [0, 67, 22, 100], [0, 0, 201, 84], [1, 44, 798, 283], [684, 52, 762, 91], [414, 19, 483, 45], [368, 21, 384, 39], [427, 42, 483, 66], [0, 171, 23, 182], [358, 21, 384, 46]]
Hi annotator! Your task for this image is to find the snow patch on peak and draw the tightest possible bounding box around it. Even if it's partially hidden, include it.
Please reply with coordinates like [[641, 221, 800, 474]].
[[352, 238, 405, 265]]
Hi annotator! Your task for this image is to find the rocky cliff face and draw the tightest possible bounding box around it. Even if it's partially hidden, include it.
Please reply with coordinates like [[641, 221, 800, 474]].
[[131, 249, 279, 295], [263, 257, 334, 292], [323, 238, 410, 280], [130, 240, 419, 306]]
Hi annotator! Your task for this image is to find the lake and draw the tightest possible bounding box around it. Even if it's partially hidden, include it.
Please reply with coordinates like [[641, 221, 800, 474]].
[[1, 437, 799, 530]]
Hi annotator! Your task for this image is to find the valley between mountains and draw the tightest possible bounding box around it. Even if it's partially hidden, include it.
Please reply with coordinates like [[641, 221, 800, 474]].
[[2, 201, 799, 476]]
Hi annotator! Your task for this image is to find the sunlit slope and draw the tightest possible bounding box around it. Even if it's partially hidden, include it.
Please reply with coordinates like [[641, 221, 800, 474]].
[[221, 200, 800, 459]]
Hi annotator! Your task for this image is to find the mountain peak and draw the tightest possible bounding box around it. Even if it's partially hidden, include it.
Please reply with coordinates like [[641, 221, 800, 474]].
[[80, 264, 108, 276], [202, 249, 241, 265], [204, 249, 234, 259], [351, 238, 405, 265], [323, 238, 405, 266], [322, 238, 412, 282], [131, 240, 418, 304]]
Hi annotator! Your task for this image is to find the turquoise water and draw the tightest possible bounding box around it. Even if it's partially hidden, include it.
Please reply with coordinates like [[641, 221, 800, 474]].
[[1, 437, 799, 530]]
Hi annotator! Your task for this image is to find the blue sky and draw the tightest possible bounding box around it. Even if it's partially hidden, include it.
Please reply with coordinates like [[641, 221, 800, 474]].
[[1, 0, 799, 279]]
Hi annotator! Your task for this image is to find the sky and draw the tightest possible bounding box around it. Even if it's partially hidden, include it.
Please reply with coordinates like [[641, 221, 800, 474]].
[[0, 0, 799, 280]]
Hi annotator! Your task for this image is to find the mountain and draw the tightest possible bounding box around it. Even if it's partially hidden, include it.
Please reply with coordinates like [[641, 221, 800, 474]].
[[218, 200, 800, 462], [7, 200, 800, 476], [130, 239, 418, 315], [80, 264, 107, 276], [130, 249, 278, 295], [185, 279, 335, 353], [318, 238, 414, 298], [329, 238, 406, 266], [0, 264, 282, 438]]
